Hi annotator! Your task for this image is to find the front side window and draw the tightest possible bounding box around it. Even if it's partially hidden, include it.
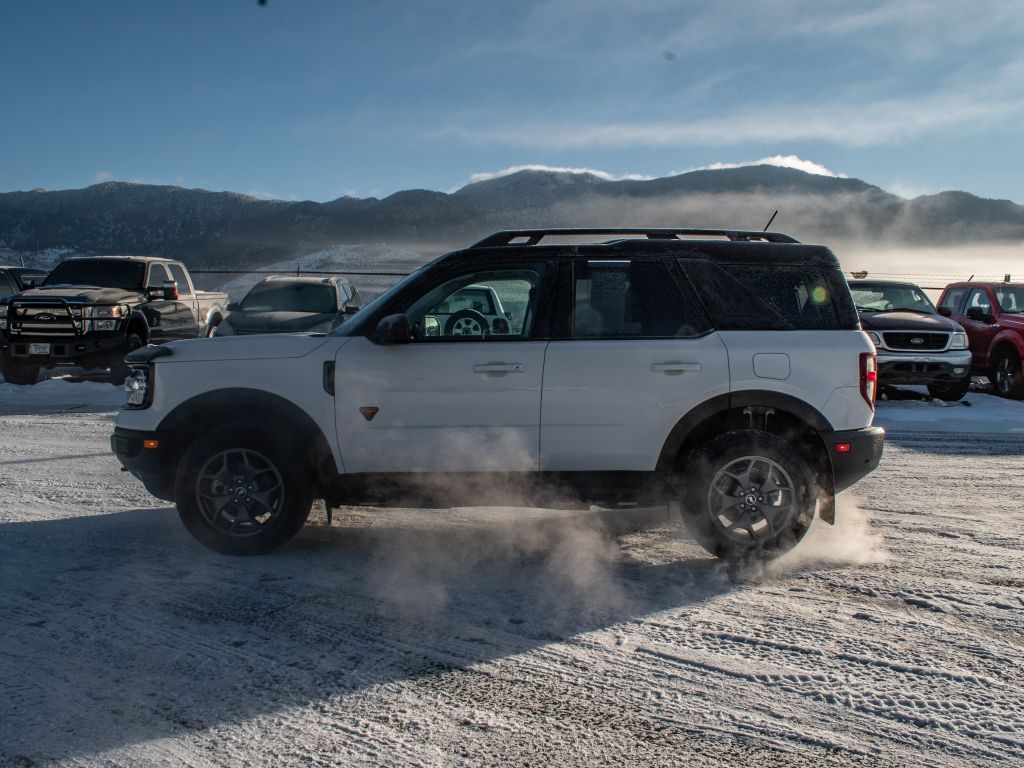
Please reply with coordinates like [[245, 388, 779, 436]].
[[401, 266, 546, 340], [572, 259, 707, 338], [147, 264, 171, 289], [966, 288, 992, 314]]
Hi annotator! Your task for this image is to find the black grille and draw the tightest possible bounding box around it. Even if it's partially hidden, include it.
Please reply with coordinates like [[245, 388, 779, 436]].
[[882, 332, 948, 351], [9, 301, 81, 337]]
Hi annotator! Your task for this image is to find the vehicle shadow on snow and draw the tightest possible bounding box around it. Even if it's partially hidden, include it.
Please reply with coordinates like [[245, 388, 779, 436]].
[[0, 504, 745, 761]]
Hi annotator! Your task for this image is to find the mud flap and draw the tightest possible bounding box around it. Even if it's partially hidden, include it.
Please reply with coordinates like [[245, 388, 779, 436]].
[[817, 492, 836, 525]]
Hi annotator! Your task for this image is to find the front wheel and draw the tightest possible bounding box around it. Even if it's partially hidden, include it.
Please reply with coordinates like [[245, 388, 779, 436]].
[[990, 349, 1024, 399], [174, 423, 313, 554], [680, 430, 816, 560], [927, 377, 971, 401], [1, 360, 40, 385]]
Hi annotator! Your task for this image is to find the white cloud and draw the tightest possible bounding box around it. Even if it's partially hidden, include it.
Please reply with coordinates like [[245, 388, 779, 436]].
[[682, 155, 847, 178], [466, 164, 653, 185], [93, 171, 115, 183]]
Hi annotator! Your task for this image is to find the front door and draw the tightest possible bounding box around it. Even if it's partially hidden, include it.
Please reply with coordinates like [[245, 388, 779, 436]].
[[959, 287, 999, 368], [334, 261, 552, 474]]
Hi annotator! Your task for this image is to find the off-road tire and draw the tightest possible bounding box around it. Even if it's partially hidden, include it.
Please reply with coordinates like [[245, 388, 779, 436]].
[[108, 333, 144, 386], [444, 309, 488, 337], [174, 423, 313, 555], [990, 348, 1024, 399], [927, 377, 971, 401], [680, 429, 816, 560], [1, 360, 40, 385]]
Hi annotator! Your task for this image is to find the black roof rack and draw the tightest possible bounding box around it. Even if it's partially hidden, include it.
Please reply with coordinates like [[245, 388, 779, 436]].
[[471, 228, 800, 248]]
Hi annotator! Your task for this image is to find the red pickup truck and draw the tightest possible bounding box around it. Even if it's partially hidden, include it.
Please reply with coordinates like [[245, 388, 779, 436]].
[[937, 282, 1024, 399]]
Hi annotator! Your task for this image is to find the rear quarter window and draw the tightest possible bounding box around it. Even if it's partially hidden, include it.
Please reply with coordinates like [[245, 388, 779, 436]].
[[681, 260, 857, 331]]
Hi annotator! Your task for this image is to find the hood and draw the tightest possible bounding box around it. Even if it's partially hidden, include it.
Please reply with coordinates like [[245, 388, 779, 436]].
[[161, 333, 335, 362], [13, 285, 141, 304], [224, 310, 339, 333], [859, 310, 962, 333]]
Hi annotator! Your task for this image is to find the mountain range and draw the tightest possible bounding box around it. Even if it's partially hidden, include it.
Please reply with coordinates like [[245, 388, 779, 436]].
[[0, 166, 1021, 269]]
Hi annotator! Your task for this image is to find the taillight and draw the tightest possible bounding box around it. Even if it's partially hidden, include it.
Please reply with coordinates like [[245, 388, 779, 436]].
[[860, 352, 877, 410]]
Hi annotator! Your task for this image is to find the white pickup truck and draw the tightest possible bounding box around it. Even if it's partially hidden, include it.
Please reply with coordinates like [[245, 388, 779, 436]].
[[111, 228, 884, 559]]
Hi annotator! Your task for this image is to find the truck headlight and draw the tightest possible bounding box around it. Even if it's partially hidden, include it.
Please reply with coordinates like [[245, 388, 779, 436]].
[[85, 305, 129, 319], [949, 332, 968, 350], [867, 331, 882, 348], [124, 367, 151, 408]]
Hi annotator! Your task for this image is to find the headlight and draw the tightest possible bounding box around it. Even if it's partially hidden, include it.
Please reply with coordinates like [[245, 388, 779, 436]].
[[124, 367, 150, 408], [949, 331, 968, 350], [86, 304, 128, 318], [867, 331, 883, 347]]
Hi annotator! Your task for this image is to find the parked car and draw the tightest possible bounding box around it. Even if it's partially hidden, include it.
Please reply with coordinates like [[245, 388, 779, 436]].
[[937, 281, 1024, 399], [848, 279, 972, 401], [0, 256, 227, 385], [214, 275, 360, 337], [112, 227, 883, 560], [0, 266, 48, 295]]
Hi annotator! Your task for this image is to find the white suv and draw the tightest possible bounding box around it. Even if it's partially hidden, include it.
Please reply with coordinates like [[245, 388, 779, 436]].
[[112, 229, 884, 559]]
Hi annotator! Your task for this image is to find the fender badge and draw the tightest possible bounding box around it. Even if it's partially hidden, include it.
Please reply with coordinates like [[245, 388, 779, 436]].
[[359, 407, 379, 422]]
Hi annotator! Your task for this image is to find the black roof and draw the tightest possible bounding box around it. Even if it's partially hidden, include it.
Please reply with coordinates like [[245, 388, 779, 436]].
[[453, 229, 840, 268]]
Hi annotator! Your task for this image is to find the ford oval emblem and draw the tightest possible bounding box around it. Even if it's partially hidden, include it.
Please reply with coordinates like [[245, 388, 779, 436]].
[[37, 313, 55, 321], [910, 337, 924, 345]]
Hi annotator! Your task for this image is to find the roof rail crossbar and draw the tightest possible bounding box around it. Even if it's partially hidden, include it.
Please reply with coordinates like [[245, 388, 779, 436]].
[[471, 228, 799, 248]]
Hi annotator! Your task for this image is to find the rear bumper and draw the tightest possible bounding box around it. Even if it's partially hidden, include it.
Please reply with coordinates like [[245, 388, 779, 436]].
[[828, 426, 885, 493], [876, 350, 972, 385], [111, 427, 175, 501]]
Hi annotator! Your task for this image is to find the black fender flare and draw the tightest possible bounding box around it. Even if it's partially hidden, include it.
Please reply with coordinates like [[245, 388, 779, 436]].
[[126, 309, 151, 343]]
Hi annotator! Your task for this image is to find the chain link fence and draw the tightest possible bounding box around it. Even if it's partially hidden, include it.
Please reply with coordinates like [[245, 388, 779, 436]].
[[190, 268, 412, 303]]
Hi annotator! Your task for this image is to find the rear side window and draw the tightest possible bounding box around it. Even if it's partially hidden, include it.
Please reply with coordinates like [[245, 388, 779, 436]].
[[681, 260, 855, 330], [572, 259, 710, 338], [167, 264, 192, 295]]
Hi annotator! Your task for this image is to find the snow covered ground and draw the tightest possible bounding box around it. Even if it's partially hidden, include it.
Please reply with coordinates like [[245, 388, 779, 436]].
[[0, 381, 1022, 766]]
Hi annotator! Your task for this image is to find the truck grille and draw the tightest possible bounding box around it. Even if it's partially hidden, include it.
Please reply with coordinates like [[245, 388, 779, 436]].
[[9, 301, 81, 337], [882, 332, 948, 351]]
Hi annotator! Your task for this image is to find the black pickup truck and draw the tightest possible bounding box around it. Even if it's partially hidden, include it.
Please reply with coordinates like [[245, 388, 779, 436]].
[[0, 256, 227, 384]]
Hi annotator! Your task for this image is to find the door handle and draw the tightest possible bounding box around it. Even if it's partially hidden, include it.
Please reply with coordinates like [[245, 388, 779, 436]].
[[473, 363, 524, 374], [651, 362, 701, 375]]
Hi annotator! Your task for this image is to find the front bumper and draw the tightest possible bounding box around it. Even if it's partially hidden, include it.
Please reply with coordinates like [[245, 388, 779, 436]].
[[876, 350, 972, 385], [828, 426, 885, 493], [111, 427, 175, 501], [3, 331, 128, 365]]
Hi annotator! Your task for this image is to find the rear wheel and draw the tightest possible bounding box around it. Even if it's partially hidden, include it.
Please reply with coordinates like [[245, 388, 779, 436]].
[[1, 360, 40, 385], [174, 423, 312, 554], [680, 430, 816, 560], [927, 377, 971, 401], [990, 348, 1024, 399]]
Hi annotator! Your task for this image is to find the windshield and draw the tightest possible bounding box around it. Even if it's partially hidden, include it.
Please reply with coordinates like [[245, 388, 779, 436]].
[[331, 262, 434, 335], [43, 260, 146, 291], [240, 282, 336, 313], [850, 283, 936, 314], [995, 286, 1024, 314]]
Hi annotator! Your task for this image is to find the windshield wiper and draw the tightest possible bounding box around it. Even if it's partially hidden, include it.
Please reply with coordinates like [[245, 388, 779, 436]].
[[855, 305, 879, 312], [876, 307, 933, 315]]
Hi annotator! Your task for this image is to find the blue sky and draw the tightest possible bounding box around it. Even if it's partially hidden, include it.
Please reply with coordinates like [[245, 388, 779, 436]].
[[2, 0, 1021, 203]]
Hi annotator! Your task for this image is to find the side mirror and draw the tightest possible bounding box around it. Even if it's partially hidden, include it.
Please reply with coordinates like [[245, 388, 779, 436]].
[[375, 314, 412, 345], [226, 302, 239, 312], [163, 280, 179, 301], [145, 286, 164, 300], [21, 276, 38, 288], [937, 306, 952, 317], [966, 306, 993, 323]]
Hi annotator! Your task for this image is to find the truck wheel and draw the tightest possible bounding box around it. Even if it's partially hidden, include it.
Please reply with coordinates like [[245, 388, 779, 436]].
[[990, 349, 1024, 399], [174, 423, 313, 555], [108, 333, 144, 385], [680, 430, 816, 560], [1, 361, 40, 385], [927, 378, 971, 401]]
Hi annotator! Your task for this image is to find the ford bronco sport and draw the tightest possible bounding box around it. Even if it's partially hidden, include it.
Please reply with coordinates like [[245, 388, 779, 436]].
[[111, 229, 884, 559]]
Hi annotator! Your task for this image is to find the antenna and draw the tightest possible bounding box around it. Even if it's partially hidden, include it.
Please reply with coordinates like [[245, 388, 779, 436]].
[[763, 210, 778, 232]]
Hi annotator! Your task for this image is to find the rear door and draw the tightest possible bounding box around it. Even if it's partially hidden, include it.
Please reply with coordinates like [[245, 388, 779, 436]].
[[334, 258, 554, 473], [167, 263, 202, 336], [540, 256, 729, 471]]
